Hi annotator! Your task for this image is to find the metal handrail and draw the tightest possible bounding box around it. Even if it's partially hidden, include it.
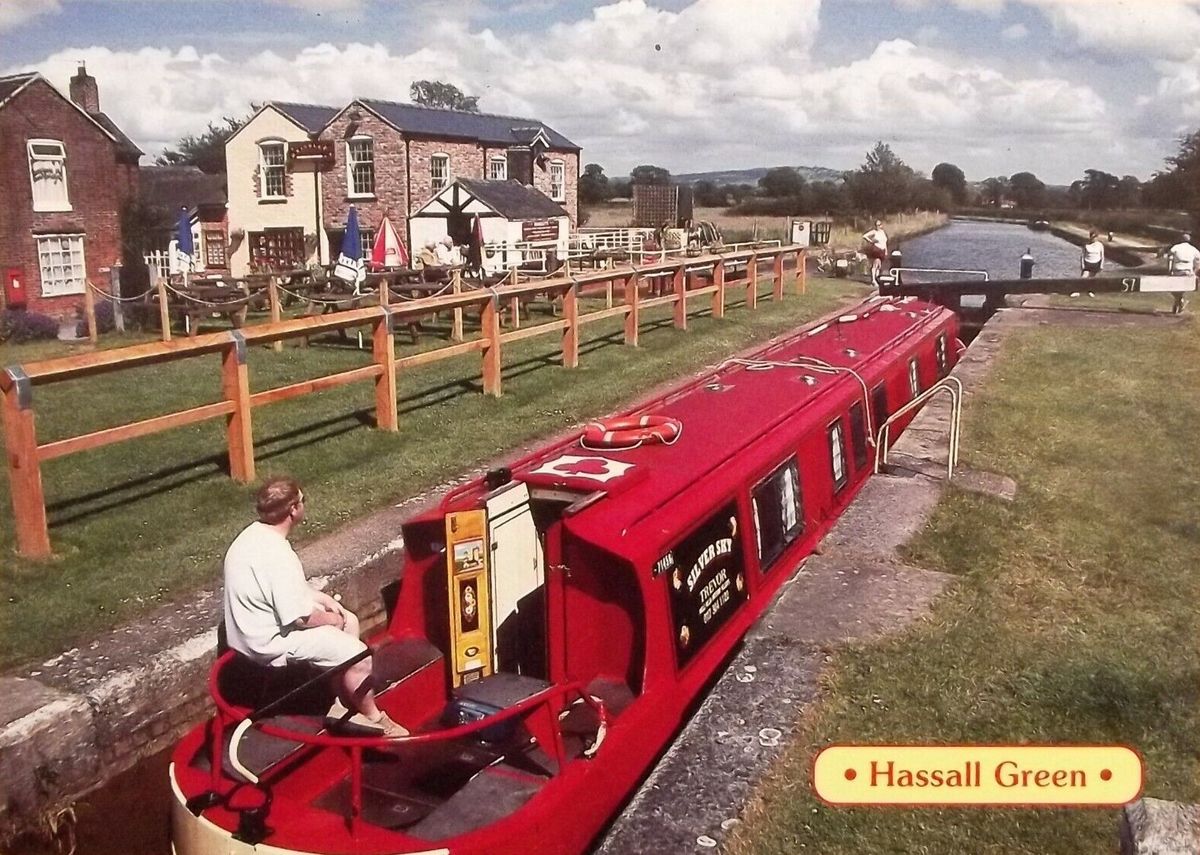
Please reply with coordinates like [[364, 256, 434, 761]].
[[873, 375, 964, 479], [891, 267, 989, 281]]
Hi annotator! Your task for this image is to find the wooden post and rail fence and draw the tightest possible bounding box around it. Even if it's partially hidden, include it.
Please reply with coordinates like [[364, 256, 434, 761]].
[[2, 246, 806, 559]]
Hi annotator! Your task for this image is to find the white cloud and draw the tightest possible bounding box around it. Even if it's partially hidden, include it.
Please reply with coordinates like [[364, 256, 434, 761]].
[[1001, 22, 1028, 38], [1, 0, 1139, 181], [0, 0, 61, 31], [1022, 0, 1200, 62]]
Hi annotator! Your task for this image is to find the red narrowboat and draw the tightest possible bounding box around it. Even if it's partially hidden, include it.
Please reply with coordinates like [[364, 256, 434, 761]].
[[170, 295, 961, 855]]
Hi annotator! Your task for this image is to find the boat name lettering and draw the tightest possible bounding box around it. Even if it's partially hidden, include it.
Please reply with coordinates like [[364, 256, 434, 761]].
[[686, 538, 733, 590], [654, 553, 676, 577]]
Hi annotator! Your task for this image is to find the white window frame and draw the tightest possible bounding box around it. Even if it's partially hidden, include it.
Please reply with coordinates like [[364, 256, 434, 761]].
[[549, 159, 565, 202], [488, 155, 507, 181], [258, 141, 287, 199], [430, 153, 451, 193], [36, 234, 87, 296], [346, 136, 375, 198], [829, 420, 847, 491], [28, 139, 71, 212], [908, 358, 921, 398], [359, 228, 375, 260]]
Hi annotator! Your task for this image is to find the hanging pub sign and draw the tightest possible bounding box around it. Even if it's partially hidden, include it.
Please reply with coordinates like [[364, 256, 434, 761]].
[[664, 501, 749, 667], [521, 219, 560, 243], [288, 139, 335, 170]]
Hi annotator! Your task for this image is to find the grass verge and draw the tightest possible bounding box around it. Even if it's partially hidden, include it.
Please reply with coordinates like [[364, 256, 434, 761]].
[[728, 319, 1200, 854], [0, 276, 869, 669]]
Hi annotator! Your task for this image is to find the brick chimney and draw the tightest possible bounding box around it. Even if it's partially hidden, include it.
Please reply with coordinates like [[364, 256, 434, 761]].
[[69, 62, 100, 114]]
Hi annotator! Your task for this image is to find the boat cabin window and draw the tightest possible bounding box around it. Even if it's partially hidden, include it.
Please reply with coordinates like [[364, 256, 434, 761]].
[[828, 420, 848, 492], [908, 358, 921, 399], [872, 384, 888, 436], [936, 333, 948, 375], [751, 458, 804, 573], [663, 501, 749, 668], [848, 402, 870, 472]]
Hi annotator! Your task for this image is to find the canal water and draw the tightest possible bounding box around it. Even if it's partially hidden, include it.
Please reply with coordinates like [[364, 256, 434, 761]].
[[898, 217, 1084, 281], [16, 217, 1086, 855]]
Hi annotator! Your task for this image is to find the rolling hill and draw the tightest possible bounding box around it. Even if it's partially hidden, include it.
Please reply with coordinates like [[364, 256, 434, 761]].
[[673, 165, 845, 185]]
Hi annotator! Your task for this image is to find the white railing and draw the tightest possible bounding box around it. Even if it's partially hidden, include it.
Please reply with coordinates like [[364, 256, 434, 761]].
[[144, 249, 171, 281], [874, 376, 964, 480]]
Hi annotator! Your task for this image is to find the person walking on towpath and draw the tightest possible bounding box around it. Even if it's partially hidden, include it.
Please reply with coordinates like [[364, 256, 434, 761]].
[[1081, 230, 1105, 278], [861, 219, 888, 284], [223, 476, 408, 737], [1167, 233, 1200, 314]]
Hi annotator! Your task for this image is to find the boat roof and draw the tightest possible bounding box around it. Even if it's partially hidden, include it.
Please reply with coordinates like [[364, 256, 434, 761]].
[[499, 296, 952, 553]]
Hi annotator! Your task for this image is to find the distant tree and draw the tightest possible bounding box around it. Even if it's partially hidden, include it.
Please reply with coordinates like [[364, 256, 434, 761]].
[[1008, 171, 1046, 208], [930, 162, 967, 204], [157, 111, 255, 174], [809, 180, 849, 213], [579, 163, 612, 204], [727, 183, 756, 203], [409, 80, 479, 112], [981, 176, 1009, 206], [692, 180, 728, 207], [1116, 174, 1142, 208], [609, 178, 633, 199], [758, 166, 806, 198], [909, 178, 952, 212], [845, 141, 916, 213], [1080, 169, 1121, 209], [630, 164, 671, 185], [1161, 129, 1200, 227]]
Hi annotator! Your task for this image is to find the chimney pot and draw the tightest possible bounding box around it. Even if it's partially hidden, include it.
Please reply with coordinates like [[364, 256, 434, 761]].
[[69, 63, 100, 114]]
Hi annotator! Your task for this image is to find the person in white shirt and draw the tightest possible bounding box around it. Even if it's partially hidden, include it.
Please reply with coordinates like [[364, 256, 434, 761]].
[[223, 477, 407, 737], [434, 236, 461, 266], [1167, 233, 1200, 314], [1080, 231, 1105, 278], [861, 220, 888, 283]]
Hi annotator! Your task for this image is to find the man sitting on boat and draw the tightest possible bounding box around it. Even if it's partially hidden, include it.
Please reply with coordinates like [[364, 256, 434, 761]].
[[223, 477, 408, 738]]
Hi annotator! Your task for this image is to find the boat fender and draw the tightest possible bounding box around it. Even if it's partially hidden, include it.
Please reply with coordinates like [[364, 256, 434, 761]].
[[580, 415, 683, 450]]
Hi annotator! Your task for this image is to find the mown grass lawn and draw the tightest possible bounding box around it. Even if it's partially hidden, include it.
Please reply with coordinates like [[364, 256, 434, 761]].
[[728, 318, 1200, 853], [0, 276, 869, 669]]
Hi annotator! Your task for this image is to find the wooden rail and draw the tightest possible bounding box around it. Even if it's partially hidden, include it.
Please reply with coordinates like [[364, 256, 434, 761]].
[[1, 246, 805, 558]]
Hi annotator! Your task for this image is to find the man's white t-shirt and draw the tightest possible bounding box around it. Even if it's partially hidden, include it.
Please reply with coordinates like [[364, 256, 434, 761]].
[[1082, 241, 1104, 265], [1168, 241, 1200, 274], [224, 521, 314, 666], [863, 228, 888, 251]]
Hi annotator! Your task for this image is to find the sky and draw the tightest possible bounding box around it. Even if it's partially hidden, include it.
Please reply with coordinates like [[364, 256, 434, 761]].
[[2, 0, 1198, 185]]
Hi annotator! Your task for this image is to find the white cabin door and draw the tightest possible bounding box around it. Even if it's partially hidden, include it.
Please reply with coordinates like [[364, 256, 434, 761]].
[[486, 482, 546, 677]]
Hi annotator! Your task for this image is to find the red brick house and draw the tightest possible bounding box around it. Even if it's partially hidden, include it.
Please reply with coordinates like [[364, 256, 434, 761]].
[[0, 65, 141, 318], [321, 100, 579, 254]]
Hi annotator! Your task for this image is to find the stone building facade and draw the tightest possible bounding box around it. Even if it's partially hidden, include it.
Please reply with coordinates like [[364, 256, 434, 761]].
[[0, 66, 140, 318]]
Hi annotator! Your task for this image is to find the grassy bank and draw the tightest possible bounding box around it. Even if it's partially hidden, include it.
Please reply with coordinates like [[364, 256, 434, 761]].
[[0, 276, 869, 669], [728, 319, 1200, 853]]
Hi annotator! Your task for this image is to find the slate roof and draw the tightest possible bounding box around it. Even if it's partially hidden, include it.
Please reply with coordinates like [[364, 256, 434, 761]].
[[0, 72, 37, 107], [273, 102, 340, 134], [92, 111, 143, 158], [457, 178, 568, 219], [140, 165, 227, 212], [358, 99, 579, 150]]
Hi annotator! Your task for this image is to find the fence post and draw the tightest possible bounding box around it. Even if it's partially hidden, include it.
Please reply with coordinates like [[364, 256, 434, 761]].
[[110, 265, 125, 333], [152, 267, 172, 342], [2, 368, 51, 558], [673, 263, 687, 331], [84, 280, 99, 344], [373, 308, 398, 431], [712, 258, 726, 319], [746, 254, 759, 310], [378, 276, 390, 308], [451, 270, 464, 343], [624, 271, 640, 347], [772, 252, 784, 300], [562, 281, 579, 369], [796, 249, 807, 295], [221, 332, 255, 482], [481, 294, 502, 397], [268, 277, 283, 352]]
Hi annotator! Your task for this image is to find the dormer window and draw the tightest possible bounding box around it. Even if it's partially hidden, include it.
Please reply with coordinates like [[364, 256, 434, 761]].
[[28, 140, 70, 212], [347, 137, 375, 197], [259, 141, 286, 199], [488, 155, 507, 181]]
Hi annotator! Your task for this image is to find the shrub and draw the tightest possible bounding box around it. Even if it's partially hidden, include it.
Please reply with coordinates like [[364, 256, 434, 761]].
[[75, 301, 116, 338], [0, 310, 60, 344]]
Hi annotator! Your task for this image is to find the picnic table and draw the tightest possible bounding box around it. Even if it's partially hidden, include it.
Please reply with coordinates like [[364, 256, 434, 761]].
[[150, 277, 268, 336]]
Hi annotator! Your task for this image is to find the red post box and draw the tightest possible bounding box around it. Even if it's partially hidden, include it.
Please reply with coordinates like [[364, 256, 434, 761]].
[[4, 267, 28, 309]]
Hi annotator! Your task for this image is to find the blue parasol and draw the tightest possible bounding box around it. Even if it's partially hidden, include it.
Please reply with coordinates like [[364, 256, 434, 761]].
[[175, 206, 194, 272], [333, 206, 365, 287]]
